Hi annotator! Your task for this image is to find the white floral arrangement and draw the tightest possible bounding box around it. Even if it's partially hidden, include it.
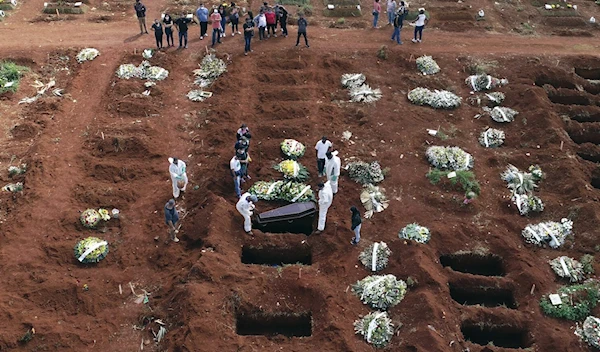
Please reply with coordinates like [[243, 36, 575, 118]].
[[273, 160, 309, 182], [522, 218, 573, 248], [76, 48, 100, 63], [248, 180, 284, 201], [8, 164, 26, 177], [550, 256, 585, 282], [352, 274, 407, 310], [512, 193, 544, 215], [116, 60, 168, 81], [349, 84, 382, 103], [359, 242, 391, 272], [347, 161, 384, 184], [479, 128, 505, 148], [360, 183, 389, 218], [501, 164, 543, 195], [354, 311, 394, 348], [501, 164, 544, 215], [186, 89, 212, 102], [80, 208, 112, 228], [465, 74, 508, 91], [341, 73, 366, 88], [576, 316, 600, 350], [193, 53, 227, 88], [2, 182, 23, 192], [468, 92, 505, 107], [248, 180, 314, 202], [484, 106, 519, 123], [142, 49, 154, 59], [280, 139, 306, 159], [416, 55, 440, 75], [408, 87, 461, 109], [426, 146, 473, 171], [399, 223, 431, 244]]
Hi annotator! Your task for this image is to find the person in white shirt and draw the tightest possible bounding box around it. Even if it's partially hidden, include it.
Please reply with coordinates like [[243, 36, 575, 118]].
[[315, 136, 332, 177], [315, 181, 333, 234], [230, 154, 242, 198], [386, 0, 396, 25], [168, 157, 188, 199], [236, 192, 258, 235], [411, 8, 428, 43], [324, 151, 341, 194]]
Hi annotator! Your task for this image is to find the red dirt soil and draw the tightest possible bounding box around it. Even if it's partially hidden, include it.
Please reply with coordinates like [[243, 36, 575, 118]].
[[1, 0, 600, 351]]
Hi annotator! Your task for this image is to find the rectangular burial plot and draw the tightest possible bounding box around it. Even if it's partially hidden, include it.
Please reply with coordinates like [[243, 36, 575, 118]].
[[449, 282, 516, 308], [461, 322, 531, 349], [440, 253, 505, 276], [236, 311, 312, 337], [241, 244, 311, 266]]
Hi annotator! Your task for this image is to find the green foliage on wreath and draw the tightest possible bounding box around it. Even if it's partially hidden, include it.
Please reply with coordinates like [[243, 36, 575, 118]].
[[352, 274, 407, 310], [426, 169, 481, 197], [80, 209, 101, 228], [581, 254, 595, 275], [354, 311, 394, 348], [539, 280, 600, 321], [73, 237, 109, 264]]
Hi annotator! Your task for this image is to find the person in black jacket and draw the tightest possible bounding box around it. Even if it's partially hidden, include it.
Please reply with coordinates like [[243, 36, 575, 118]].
[[279, 5, 288, 37], [350, 206, 362, 245], [134, 0, 148, 34], [163, 14, 174, 46]]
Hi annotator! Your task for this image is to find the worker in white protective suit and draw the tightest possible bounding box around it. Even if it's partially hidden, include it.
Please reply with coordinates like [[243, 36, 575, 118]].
[[315, 181, 333, 234], [324, 151, 341, 194], [168, 157, 188, 199], [236, 192, 258, 235]]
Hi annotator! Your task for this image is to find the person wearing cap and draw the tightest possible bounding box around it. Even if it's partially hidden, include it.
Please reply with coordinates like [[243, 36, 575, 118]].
[[350, 206, 362, 245], [236, 192, 258, 235], [411, 8, 428, 43], [169, 158, 188, 198], [230, 153, 242, 197], [243, 16, 255, 55], [315, 181, 333, 234], [169, 157, 188, 198], [315, 136, 332, 177], [164, 199, 180, 242], [325, 150, 341, 194], [210, 8, 223, 47], [295, 12, 309, 47]]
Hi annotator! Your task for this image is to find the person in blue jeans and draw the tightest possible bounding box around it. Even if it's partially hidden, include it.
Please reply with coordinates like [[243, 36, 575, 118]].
[[372, 0, 381, 28], [243, 17, 254, 55], [390, 6, 403, 44], [350, 206, 362, 245], [174, 13, 191, 48], [164, 199, 180, 243], [411, 8, 428, 43]]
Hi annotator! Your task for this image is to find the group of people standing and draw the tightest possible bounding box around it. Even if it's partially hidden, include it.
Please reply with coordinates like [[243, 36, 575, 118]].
[[373, 0, 429, 44], [135, 0, 310, 54]]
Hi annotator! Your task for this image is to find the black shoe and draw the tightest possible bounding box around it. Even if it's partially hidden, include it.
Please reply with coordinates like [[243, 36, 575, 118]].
[[295, 43, 299, 46], [351, 238, 359, 245], [306, 44, 310, 48]]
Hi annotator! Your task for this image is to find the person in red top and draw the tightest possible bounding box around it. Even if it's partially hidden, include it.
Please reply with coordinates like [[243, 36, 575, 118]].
[[373, 0, 381, 28], [210, 9, 222, 47], [265, 7, 277, 38]]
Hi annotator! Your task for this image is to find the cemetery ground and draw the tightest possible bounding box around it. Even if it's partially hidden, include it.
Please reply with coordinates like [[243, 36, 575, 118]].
[[1, 0, 600, 351]]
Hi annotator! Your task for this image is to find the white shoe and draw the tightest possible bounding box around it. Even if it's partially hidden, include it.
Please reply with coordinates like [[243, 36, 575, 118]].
[[173, 237, 180, 243], [237, 31, 241, 34], [232, 33, 235, 36], [417, 39, 422, 43], [412, 38, 417, 43]]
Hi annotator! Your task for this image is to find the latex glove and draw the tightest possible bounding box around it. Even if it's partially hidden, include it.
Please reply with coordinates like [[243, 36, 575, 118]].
[[331, 175, 338, 182]]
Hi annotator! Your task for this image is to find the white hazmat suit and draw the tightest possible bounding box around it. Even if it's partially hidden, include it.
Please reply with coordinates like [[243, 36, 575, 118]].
[[236, 192, 256, 233], [317, 181, 334, 231], [325, 151, 341, 194], [168, 158, 188, 199]]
